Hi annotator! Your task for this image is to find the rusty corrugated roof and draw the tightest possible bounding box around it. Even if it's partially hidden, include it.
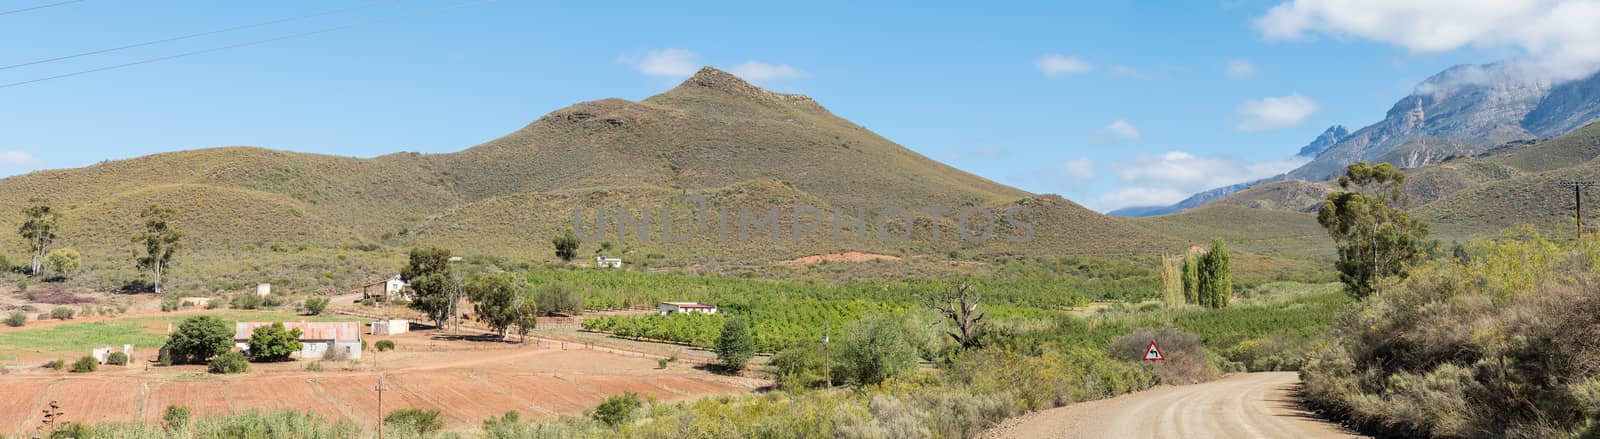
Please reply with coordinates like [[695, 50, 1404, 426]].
[[234, 321, 360, 341]]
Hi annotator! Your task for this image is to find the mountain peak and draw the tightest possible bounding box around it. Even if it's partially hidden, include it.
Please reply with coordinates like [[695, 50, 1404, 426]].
[[656, 66, 822, 110], [1296, 124, 1352, 157]]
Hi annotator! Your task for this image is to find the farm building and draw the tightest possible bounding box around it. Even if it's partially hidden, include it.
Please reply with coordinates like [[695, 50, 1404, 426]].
[[234, 322, 362, 360], [370, 319, 409, 336], [363, 275, 409, 301], [595, 256, 623, 268], [659, 302, 718, 315], [256, 283, 271, 296]]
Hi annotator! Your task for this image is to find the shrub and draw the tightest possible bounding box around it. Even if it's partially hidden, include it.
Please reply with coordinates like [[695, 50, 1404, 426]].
[[301, 296, 329, 315], [230, 293, 262, 310], [46, 358, 63, 371], [44, 248, 81, 278], [4, 312, 25, 327], [384, 408, 444, 434], [71, 356, 97, 373], [106, 351, 128, 366], [1110, 326, 1214, 385], [374, 340, 395, 352], [167, 315, 233, 364], [303, 361, 324, 372], [16, 280, 26, 294], [658, 358, 669, 369], [49, 307, 74, 320], [535, 283, 583, 315], [162, 404, 191, 430], [835, 314, 919, 386], [159, 295, 180, 312], [773, 341, 828, 389], [591, 391, 642, 427], [480, 410, 530, 438], [208, 351, 248, 374], [716, 317, 756, 372]]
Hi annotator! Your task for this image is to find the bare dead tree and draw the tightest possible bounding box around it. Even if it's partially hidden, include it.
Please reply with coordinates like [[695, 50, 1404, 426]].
[[929, 283, 985, 348]]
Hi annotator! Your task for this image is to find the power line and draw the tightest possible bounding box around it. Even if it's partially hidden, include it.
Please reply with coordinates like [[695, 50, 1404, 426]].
[[1, 0, 407, 71], [0, 0, 83, 16], [0, 0, 495, 90]]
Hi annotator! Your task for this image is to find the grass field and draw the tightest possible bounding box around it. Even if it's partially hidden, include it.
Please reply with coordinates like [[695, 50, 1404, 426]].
[[0, 311, 359, 361]]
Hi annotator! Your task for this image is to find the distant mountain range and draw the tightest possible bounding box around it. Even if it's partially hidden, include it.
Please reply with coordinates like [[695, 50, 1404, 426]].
[[1112, 62, 1600, 217]]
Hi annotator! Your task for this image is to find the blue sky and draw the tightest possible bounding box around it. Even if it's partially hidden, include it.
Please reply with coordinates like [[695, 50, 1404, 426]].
[[0, 0, 1576, 211]]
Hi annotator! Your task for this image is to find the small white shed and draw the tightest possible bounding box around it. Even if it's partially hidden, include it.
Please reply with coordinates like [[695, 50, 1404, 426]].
[[371, 319, 409, 336], [596, 256, 623, 268], [256, 283, 272, 296]]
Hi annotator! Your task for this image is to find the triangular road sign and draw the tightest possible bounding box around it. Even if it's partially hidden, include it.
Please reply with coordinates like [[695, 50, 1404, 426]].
[[1143, 341, 1165, 361]]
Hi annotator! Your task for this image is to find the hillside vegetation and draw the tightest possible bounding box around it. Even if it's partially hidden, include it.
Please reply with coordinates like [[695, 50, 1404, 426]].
[[1303, 229, 1600, 437], [0, 67, 1189, 294]]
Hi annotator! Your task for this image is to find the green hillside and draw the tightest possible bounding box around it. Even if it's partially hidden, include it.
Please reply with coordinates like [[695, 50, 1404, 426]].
[[0, 67, 1186, 294]]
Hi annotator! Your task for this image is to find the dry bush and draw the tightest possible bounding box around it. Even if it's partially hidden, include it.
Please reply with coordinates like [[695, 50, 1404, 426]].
[[1111, 327, 1215, 385]]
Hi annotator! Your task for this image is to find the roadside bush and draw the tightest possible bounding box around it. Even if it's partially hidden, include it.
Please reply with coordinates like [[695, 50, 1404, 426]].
[[207, 351, 249, 374], [1303, 233, 1600, 437], [49, 307, 74, 320], [772, 341, 827, 389], [106, 351, 128, 366], [301, 296, 329, 315], [1110, 326, 1215, 385], [374, 340, 395, 351], [46, 358, 63, 371], [167, 315, 234, 364], [162, 404, 191, 430], [591, 391, 642, 427], [384, 408, 444, 434], [835, 314, 919, 386], [71, 356, 98, 373], [4, 312, 25, 327]]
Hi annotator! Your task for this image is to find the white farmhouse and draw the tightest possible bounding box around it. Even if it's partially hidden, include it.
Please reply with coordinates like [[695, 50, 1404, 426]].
[[659, 302, 718, 315], [595, 256, 623, 268], [235, 322, 363, 360]]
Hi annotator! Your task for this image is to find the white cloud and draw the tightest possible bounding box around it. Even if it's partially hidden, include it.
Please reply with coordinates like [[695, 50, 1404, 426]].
[[728, 61, 806, 83], [1109, 64, 1175, 80], [1086, 151, 1310, 211], [1035, 54, 1092, 77], [0, 150, 40, 167], [1255, 0, 1600, 79], [617, 48, 702, 77], [1096, 119, 1143, 143], [1236, 94, 1318, 132], [1061, 157, 1097, 180], [1225, 59, 1257, 79], [1094, 187, 1192, 211]]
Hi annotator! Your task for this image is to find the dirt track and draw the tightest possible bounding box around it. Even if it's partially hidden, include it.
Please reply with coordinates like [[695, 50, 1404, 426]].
[[983, 372, 1367, 439]]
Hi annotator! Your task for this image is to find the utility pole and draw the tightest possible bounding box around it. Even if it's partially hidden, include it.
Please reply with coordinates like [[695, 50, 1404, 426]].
[[374, 350, 387, 439], [823, 319, 831, 388], [1560, 180, 1595, 240]]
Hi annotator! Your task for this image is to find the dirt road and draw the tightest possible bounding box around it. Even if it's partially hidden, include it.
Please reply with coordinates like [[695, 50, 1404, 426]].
[[984, 372, 1366, 439]]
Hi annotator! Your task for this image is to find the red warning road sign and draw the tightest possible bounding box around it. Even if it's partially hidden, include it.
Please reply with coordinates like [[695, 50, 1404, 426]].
[[1143, 341, 1165, 361]]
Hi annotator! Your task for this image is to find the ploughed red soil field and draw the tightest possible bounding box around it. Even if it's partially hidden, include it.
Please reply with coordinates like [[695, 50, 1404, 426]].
[[0, 330, 758, 433]]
